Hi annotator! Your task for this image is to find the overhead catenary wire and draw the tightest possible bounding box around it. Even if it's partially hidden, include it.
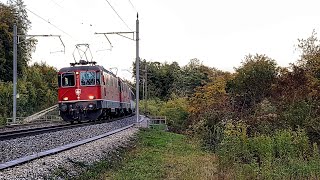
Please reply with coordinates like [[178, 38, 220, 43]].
[[127, 0, 137, 13], [45, 0, 96, 28], [104, 0, 133, 31], [24, 7, 73, 39], [48, 0, 63, 8]]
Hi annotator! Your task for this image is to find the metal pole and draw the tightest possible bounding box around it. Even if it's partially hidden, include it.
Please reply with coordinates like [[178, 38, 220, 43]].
[[135, 13, 139, 123], [142, 78, 145, 113], [13, 24, 17, 124], [144, 64, 147, 115]]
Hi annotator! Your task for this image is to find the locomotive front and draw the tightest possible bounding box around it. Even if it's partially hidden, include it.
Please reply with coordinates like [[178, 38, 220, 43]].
[[58, 65, 103, 122]]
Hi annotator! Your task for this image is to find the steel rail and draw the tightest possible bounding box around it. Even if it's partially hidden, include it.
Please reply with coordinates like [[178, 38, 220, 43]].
[[0, 114, 134, 141], [0, 122, 91, 141], [0, 123, 135, 170]]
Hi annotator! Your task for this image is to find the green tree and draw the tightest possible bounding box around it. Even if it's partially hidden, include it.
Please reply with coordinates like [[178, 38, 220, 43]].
[[227, 54, 278, 114], [133, 59, 181, 100], [0, 62, 57, 124], [297, 30, 320, 78], [133, 59, 214, 100], [0, 0, 35, 82], [178, 58, 213, 96]]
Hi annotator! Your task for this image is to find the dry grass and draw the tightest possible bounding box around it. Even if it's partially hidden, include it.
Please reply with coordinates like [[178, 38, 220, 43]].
[[165, 152, 218, 179]]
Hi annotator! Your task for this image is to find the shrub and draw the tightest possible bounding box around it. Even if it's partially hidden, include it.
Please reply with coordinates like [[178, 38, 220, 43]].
[[159, 98, 188, 133], [217, 123, 320, 179], [0, 116, 6, 126], [140, 98, 164, 116], [191, 119, 225, 151], [281, 100, 312, 129], [141, 98, 189, 133]]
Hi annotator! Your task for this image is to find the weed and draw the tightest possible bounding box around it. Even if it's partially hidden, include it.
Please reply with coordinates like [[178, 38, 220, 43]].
[[79, 128, 218, 180], [217, 123, 320, 179]]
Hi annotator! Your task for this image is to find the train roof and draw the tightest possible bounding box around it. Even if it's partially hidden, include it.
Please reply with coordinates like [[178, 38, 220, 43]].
[[58, 64, 133, 89], [58, 65, 117, 77]]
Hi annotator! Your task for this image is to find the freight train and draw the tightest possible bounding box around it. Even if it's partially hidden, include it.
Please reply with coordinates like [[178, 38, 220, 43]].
[[57, 60, 135, 123]]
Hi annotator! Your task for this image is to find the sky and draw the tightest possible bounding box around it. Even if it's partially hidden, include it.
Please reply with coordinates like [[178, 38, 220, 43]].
[[2, 0, 320, 81]]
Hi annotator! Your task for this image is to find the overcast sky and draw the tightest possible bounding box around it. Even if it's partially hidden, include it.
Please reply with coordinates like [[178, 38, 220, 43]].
[[2, 0, 320, 80]]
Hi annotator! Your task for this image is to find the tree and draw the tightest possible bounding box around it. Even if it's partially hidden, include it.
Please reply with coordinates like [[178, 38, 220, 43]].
[[227, 54, 278, 114], [133, 58, 216, 100], [297, 30, 320, 78], [188, 73, 232, 148], [0, 0, 35, 82], [271, 65, 310, 105], [189, 73, 232, 125], [133, 59, 182, 100], [0, 61, 58, 123], [178, 58, 213, 96], [295, 30, 320, 102]]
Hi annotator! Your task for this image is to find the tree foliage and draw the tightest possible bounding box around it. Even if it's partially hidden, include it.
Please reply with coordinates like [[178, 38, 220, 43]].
[[0, 0, 35, 82], [297, 30, 320, 78], [133, 58, 214, 100], [0, 62, 57, 124], [160, 98, 189, 133], [226, 54, 278, 114], [0, 1, 53, 124]]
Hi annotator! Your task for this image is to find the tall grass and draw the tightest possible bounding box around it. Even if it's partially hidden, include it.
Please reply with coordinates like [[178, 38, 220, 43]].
[[217, 122, 320, 179]]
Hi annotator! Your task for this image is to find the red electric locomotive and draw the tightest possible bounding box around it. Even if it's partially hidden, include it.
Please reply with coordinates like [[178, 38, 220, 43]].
[[58, 60, 135, 123]]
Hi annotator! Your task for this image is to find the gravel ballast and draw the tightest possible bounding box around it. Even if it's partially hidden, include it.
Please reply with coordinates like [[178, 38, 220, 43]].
[[0, 127, 138, 179], [0, 116, 137, 163]]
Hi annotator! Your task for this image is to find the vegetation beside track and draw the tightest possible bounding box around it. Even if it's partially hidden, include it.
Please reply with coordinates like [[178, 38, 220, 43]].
[[78, 128, 217, 180], [133, 32, 320, 178], [0, 1, 57, 126]]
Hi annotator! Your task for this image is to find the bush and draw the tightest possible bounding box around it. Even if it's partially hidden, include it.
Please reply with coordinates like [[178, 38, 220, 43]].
[[0, 63, 57, 123], [140, 98, 164, 116], [281, 100, 312, 129], [217, 123, 320, 179], [159, 98, 188, 133], [0, 116, 6, 126], [190, 119, 225, 151], [141, 98, 189, 133]]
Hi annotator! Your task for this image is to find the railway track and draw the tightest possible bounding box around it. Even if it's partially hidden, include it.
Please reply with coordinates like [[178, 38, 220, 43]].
[[0, 114, 135, 141], [0, 115, 141, 172], [0, 122, 90, 141], [0, 123, 135, 170]]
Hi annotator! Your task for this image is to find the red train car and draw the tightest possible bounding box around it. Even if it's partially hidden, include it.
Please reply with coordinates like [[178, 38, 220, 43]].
[[58, 61, 135, 122]]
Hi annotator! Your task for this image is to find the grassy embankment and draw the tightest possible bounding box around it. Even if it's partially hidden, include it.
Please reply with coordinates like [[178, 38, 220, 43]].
[[79, 128, 217, 180]]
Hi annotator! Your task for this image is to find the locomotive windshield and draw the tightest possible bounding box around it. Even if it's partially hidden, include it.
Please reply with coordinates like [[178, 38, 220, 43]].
[[60, 72, 75, 87], [80, 71, 97, 86]]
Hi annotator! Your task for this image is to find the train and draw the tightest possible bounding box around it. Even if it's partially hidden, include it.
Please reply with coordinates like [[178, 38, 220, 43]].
[[57, 60, 135, 123]]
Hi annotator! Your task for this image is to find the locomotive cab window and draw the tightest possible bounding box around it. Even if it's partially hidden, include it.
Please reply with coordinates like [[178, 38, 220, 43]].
[[61, 73, 75, 87], [96, 71, 101, 85], [80, 71, 96, 86]]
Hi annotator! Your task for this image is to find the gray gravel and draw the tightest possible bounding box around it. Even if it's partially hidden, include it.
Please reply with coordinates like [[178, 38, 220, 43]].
[[0, 127, 139, 179], [0, 116, 137, 163]]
